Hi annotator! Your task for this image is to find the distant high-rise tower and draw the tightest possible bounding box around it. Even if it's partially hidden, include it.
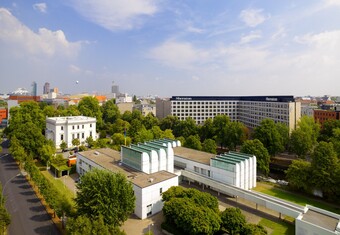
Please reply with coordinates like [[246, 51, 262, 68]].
[[111, 81, 120, 95], [31, 81, 37, 96], [43, 82, 50, 94]]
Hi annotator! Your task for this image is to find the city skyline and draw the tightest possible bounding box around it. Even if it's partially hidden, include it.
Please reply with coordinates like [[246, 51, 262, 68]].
[[1, 0, 340, 97]]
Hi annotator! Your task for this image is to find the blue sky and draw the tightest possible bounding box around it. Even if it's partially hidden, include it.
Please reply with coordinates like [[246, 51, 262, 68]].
[[1, 0, 340, 97]]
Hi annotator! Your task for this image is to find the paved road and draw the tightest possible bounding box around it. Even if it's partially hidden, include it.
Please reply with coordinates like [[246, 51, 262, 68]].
[[0, 140, 60, 235]]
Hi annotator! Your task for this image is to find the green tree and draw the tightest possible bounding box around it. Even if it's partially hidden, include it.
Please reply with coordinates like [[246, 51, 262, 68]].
[[220, 207, 246, 235], [38, 140, 56, 164], [253, 119, 284, 156], [78, 97, 103, 129], [276, 123, 289, 150], [121, 111, 133, 123], [319, 119, 340, 141], [134, 128, 154, 143], [311, 141, 338, 199], [202, 139, 217, 154], [289, 129, 311, 158], [75, 169, 135, 227], [72, 138, 80, 147], [51, 154, 67, 167], [161, 129, 175, 140], [111, 133, 131, 148], [184, 135, 202, 150], [85, 136, 95, 148], [241, 139, 270, 176], [9, 136, 27, 167], [159, 115, 180, 131], [224, 121, 247, 150], [60, 141, 67, 152], [212, 115, 231, 147], [285, 159, 311, 192], [0, 184, 11, 234], [173, 117, 198, 138], [142, 113, 159, 130], [102, 99, 120, 124], [162, 187, 220, 235], [199, 118, 215, 141], [163, 198, 221, 235], [66, 215, 126, 235], [241, 224, 267, 235]]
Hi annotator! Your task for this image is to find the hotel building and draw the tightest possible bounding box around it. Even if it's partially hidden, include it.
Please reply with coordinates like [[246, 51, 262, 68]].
[[157, 96, 301, 131]]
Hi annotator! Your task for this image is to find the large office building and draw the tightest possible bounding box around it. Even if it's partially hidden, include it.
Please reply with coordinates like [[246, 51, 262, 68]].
[[45, 116, 97, 148], [43, 82, 50, 94], [156, 96, 301, 131]]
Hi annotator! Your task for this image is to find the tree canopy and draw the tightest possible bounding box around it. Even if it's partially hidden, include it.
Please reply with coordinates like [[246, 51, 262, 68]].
[[162, 186, 220, 235], [241, 139, 270, 176], [253, 119, 284, 156], [75, 169, 135, 227]]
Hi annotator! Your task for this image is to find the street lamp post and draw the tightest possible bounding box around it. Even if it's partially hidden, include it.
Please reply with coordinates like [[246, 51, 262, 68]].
[[1, 173, 21, 206]]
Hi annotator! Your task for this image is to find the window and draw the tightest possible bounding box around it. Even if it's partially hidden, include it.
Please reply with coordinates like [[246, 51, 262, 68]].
[[77, 133, 80, 139], [82, 133, 84, 139], [90, 131, 92, 137], [72, 126, 75, 130], [61, 134, 64, 141], [82, 125, 84, 129], [147, 204, 152, 216], [77, 125, 79, 129], [90, 124, 92, 128], [160, 188, 163, 195], [61, 126, 63, 130]]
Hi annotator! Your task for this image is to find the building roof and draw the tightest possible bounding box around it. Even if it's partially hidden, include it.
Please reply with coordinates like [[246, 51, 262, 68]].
[[170, 96, 295, 102], [302, 209, 339, 232], [78, 148, 177, 188], [173, 147, 216, 165], [46, 116, 96, 123]]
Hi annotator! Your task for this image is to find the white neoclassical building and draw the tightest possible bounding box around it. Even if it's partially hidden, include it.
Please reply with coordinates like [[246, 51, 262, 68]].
[[45, 116, 97, 149]]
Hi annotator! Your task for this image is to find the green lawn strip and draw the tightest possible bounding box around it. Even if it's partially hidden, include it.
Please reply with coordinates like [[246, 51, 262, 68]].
[[41, 171, 75, 206], [254, 184, 340, 214], [259, 218, 294, 235]]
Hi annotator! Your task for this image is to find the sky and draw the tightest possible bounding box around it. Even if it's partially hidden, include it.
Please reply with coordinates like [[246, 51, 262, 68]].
[[1, 0, 340, 97]]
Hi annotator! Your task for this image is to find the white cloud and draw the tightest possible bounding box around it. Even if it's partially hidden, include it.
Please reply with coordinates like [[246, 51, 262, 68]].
[[0, 8, 81, 57], [240, 31, 262, 44], [148, 40, 210, 69], [239, 8, 268, 27], [192, 75, 200, 81], [68, 0, 158, 31], [33, 3, 47, 13], [324, 0, 340, 7]]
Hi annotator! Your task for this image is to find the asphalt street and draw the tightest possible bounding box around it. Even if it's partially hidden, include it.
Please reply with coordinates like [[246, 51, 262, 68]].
[[0, 140, 60, 235]]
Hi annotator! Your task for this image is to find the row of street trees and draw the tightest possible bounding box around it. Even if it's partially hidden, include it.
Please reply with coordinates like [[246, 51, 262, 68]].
[[0, 184, 11, 234]]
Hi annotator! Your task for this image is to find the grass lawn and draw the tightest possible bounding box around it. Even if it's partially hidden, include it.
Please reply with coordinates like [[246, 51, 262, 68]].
[[259, 218, 294, 235], [41, 171, 75, 206], [254, 182, 340, 214]]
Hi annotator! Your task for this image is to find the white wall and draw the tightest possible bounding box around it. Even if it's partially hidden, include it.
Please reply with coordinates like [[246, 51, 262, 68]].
[[134, 176, 178, 219]]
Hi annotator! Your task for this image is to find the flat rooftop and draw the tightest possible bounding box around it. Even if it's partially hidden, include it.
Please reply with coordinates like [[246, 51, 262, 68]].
[[47, 116, 95, 122], [173, 147, 216, 165], [302, 209, 339, 232], [78, 148, 177, 188]]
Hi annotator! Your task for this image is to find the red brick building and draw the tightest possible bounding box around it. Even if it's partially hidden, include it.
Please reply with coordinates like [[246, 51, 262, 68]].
[[8, 95, 41, 103], [314, 109, 340, 126]]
